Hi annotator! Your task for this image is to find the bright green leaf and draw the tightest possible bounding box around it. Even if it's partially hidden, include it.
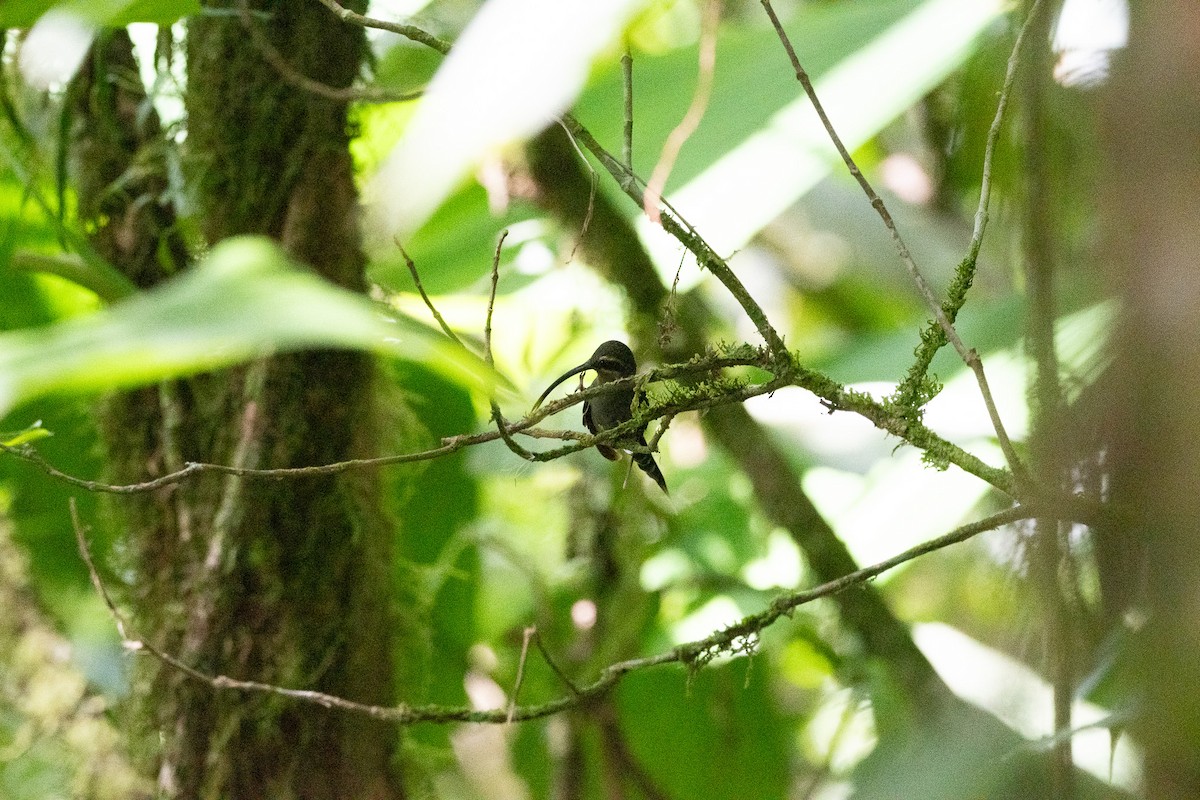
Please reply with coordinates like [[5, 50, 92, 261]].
[[0, 420, 52, 447], [634, 0, 1006, 287], [0, 0, 198, 27], [0, 236, 498, 416], [366, 0, 650, 238]]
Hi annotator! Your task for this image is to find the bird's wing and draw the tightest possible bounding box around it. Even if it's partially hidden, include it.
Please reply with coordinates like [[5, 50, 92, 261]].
[[584, 400, 621, 461]]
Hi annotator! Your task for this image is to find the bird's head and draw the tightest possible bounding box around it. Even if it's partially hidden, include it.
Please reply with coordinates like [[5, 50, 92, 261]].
[[532, 340, 637, 410]]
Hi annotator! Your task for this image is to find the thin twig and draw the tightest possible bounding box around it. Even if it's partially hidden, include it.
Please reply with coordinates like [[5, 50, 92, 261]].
[[73, 499, 1038, 726], [70, 498, 130, 641], [675, 504, 1037, 665], [894, 0, 1047, 409], [533, 629, 581, 696], [480, 231, 537, 461], [759, 0, 940, 334], [621, 46, 634, 171], [759, 0, 1026, 481], [559, 115, 791, 366], [508, 626, 536, 723], [399, 231, 529, 463], [239, 0, 421, 103], [1, 342, 1024, 496], [643, 0, 720, 224], [313, 0, 451, 55], [969, 0, 1043, 263], [483, 231, 506, 365], [398, 238, 466, 347], [553, 119, 598, 262]]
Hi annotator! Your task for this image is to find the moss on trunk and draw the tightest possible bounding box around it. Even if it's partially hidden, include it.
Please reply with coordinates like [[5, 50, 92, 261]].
[[72, 5, 405, 798]]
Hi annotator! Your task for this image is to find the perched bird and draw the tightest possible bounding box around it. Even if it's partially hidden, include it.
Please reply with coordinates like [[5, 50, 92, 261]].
[[532, 340, 668, 494]]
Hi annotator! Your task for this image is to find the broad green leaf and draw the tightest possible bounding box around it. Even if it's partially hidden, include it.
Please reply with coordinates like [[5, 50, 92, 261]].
[[366, 0, 650, 238], [368, 183, 530, 296], [632, 0, 1006, 287], [0, 236, 497, 416], [371, 0, 1001, 296], [0, 0, 198, 27], [616, 663, 793, 800]]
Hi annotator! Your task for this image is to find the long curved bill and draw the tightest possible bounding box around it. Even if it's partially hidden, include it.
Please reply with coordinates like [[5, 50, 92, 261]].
[[531, 359, 596, 411]]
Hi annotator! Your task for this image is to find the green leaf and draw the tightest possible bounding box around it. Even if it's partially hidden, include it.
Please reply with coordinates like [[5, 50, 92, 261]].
[[624, 0, 1006, 284], [0, 236, 499, 416], [0, 420, 52, 447], [368, 183, 529, 295], [366, 0, 650, 237], [379, 0, 1003, 295], [0, 0, 198, 27], [615, 662, 793, 800]]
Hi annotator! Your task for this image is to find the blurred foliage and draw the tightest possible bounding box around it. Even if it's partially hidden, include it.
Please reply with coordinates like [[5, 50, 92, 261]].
[[0, 518, 145, 800], [0, 0, 1139, 798]]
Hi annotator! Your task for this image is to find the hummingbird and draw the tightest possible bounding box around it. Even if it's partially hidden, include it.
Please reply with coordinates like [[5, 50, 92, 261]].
[[532, 340, 668, 494]]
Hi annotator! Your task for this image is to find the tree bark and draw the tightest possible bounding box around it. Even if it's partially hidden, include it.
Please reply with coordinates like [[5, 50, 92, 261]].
[[72, 4, 404, 797]]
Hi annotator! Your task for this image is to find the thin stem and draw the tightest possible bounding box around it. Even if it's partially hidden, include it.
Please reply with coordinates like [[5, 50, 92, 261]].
[[759, 0, 942, 340], [313, 0, 451, 55], [621, 46, 634, 171], [894, 0, 1043, 408], [970, 0, 1044, 263], [560, 115, 791, 364], [760, 0, 1026, 481], [398, 239, 465, 348], [532, 628, 581, 696], [74, 498, 1040, 726], [483, 231, 506, 365], [508, 626, 536, 723], [482, 231, 537, 461]]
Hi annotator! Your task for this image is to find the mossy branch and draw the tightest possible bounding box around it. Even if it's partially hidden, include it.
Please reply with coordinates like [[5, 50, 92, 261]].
[[73, 496, 1043, 727]]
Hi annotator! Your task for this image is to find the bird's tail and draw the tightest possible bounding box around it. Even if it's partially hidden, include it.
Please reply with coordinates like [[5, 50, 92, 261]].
[[633, 452, 668, 495]]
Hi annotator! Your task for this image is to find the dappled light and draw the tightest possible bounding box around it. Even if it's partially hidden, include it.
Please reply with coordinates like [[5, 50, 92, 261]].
[[0, 0, 1184, 798]]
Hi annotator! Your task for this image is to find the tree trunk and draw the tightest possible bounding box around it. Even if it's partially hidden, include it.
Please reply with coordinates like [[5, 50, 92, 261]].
[[1103, 2, 1200, 796], [72, 4, 404, 797]]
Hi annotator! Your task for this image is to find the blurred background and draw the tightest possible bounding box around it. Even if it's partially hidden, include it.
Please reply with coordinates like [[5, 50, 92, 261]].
[[3, 0, 1186, 798]]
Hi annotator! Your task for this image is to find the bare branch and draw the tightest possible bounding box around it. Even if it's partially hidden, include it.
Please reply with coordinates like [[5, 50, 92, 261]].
[[73, 499, 1041, 726], [970, 0, 1044, 263], [313, 0, 451, 55], [1, 342, 1021, 497], [482, 231, 538, 461], [759, 0, 1027, 482], [621, 46, 634, 170], [508, 627, 536, 723], [239, 0, 422, 103]]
